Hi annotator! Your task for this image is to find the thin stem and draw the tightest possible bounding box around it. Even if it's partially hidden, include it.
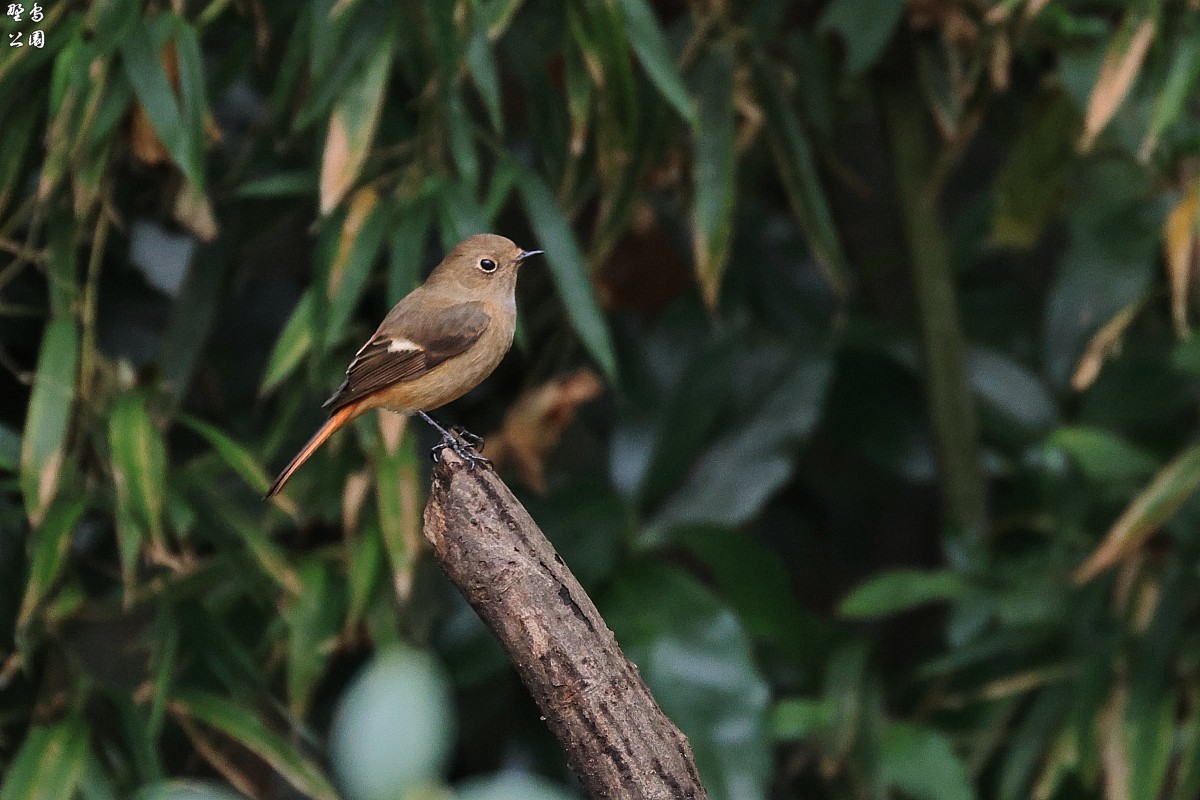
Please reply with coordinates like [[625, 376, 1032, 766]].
[[882, 79, 989, 563]]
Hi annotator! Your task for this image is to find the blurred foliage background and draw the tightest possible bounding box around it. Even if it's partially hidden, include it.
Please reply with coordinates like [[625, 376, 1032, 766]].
[[2, 0, 1200, 798]]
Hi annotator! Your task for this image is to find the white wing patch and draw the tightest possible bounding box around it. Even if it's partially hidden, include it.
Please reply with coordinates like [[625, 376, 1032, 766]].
[[388, 338, 421, 353]]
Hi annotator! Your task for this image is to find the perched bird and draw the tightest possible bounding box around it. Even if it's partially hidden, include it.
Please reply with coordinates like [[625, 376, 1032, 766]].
[[266, 233, 541, 498]]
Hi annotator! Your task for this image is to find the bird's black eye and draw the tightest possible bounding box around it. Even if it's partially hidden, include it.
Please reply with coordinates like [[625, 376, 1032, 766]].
[[479, 258, 497, 272]]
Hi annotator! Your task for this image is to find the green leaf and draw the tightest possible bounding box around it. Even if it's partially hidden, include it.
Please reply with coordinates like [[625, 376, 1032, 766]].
[[20, 318, 79, 527], [172, 692, 338, 800], [990, 93, 1078, 248], [690, 44, 737, 311], [676, 525, 830, 662], [618, 0, 694, 124], [1047, 426, 1158, 484], [516, 168, 618, 382], [330, 646, 454, 800], [260, 290, 316, 397], [817, 0, 905, 75], [0, 718, 90, 800], [604, 563, 771, 800], [159, 245, 234, 406], [751, 56, 849, 297], [109, 391, 168, 549], [283, 558, 343, 717], [322, 190, 389, 349], [998, 687, 1070, 800], [173, 22, 208, 193], [772, 697, 835, 741], [968, 346, 1057, 432], [346, 526, 383, 631], [0, 99, 39, 218], [121, 15, 205, 189], [465, 25, 503, 131], [0, 423, 21, 472], [369, 422, 419, 587], [1141, 31, 1200, 159], [839, 569, 969, 619], [445, 86, 480, 188], [235, 171, 317, 198], [187, 481, 301, 595], [177, 416, 272, 495], [653, 354, 830, 528], [388, 202, 433, 305], [319, 27, 393, 213], [880, 722, 974, 800], [17, 500, 84, 628]]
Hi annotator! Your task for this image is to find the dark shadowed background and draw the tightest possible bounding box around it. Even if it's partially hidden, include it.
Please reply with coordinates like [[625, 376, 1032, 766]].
[[2, 1, 1199, 798]]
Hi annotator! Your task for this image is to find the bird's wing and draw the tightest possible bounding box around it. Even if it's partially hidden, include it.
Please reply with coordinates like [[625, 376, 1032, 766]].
[[323, 300, 491, 412]]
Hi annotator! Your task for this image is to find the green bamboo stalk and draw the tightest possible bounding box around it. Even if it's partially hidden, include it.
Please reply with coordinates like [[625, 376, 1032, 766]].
[[883, 83, 988, 561]]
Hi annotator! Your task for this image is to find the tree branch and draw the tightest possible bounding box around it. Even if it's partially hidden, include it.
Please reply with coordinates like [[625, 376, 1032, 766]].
[[423, 452, 708, 800]]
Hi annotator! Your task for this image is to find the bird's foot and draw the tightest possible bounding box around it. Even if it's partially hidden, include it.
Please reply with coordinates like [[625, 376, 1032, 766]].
[[449, 425, 485, 451], [430, 426, 491, 469]]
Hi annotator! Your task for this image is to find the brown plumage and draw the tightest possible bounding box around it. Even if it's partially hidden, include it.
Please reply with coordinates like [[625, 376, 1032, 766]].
[[266, 234, 540, 498]]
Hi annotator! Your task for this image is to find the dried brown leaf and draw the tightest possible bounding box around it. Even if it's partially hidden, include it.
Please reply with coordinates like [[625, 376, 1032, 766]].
[[173, 180, 218, 242], [342, 469, 371, 535], [1070, 299, 1144, 391], [486, 369, 604, 491], [1078, 19, 1156, 154]]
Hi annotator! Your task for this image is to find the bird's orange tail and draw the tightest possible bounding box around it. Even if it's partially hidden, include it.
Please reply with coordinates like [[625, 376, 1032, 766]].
[[265, 403, 359, 499]]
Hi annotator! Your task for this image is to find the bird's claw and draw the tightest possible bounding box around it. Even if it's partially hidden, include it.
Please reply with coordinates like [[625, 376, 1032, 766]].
[[430, 427, 491, 469], [449, 425, 485, 451]]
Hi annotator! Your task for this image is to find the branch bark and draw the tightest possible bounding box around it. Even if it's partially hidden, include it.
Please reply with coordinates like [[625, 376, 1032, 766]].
[[423, 451, 708, 800]]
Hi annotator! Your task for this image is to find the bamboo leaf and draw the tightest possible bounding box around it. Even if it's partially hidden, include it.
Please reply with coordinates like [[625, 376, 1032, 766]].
[[1079, 17, 1156, 154], [323, 187, 389, 349], [171, 692, 338, 800], [17, 500, 85, 629], [690, 44, 737, 311], [1164, 181, 1198, 339], [0, 718, 90, 800], [817, 0, 905, 75], [840, 570, 969, 619], [388, 202, 433, 306], [121, 15, 205, 188], [0, 424, 19, 471], [319, 29, 392, 214], [283, 559, 343, 717], [1140, 31, 1200, 160], [260, 290, 316, 397], [618, 0, 694, 124], [109, 391, 168, 563], [177, 415, 275, 498], [20, 319, 79, 527], [466, 25, 503, 131], [751, 56, 849, 296], [1075, 444, 1200, 583], [516, 168, 618, 382]]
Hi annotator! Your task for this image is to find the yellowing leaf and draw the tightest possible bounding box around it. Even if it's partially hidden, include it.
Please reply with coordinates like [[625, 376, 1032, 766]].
[[319, 33, 393, 214], [1164, 182, 1199, 339], [1070, 298, 1144, 392], [1074, 444, 1200, 584], [691, 45, 737, 311], [1078, 18, 1156, 154]]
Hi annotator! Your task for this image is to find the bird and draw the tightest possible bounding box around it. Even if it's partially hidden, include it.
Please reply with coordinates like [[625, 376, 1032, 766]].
[[265, 233, 541, 498]]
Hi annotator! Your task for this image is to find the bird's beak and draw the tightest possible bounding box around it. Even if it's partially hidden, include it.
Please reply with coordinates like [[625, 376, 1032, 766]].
[[516, 249, 544, 263]]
